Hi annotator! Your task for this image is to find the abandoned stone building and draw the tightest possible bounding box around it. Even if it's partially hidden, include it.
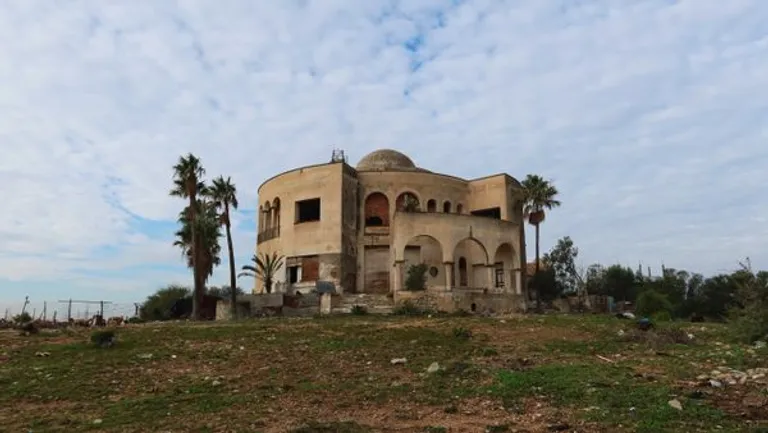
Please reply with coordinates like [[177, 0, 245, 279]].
[[254, 149, 528, 311]]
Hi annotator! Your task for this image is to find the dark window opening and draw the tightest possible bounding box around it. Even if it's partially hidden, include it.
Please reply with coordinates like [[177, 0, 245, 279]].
[[288, 266, 299, 284], [296, 198, 321, 223], [495, 268, 505, 288], [427, 199, 437, 212], [458, 257, 468, 286], [471, 207, 501, 219], [443, 201, 451, 213], [365, 216, 383, 226], [470, 303, 477, 312]]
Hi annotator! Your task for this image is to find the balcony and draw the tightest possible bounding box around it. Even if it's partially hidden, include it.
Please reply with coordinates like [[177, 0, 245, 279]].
[[257, 227, 280, 244]]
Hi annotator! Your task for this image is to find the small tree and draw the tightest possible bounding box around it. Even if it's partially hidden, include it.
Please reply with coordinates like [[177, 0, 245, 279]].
[[729, 258, 768, 343], [635, 289, 673, 318], [405, 263, 428, 291], [239, 252, 284, 293]]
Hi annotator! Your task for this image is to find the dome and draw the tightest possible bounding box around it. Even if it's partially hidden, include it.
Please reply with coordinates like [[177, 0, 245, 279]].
[[356, 149, 418, 171]]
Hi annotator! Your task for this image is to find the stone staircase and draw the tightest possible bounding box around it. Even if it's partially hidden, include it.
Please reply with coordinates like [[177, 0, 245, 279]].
[[334, 293, 394, 314]]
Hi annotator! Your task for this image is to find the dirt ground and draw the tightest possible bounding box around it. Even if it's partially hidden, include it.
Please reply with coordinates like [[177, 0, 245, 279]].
[[0, 314, 765, 432]]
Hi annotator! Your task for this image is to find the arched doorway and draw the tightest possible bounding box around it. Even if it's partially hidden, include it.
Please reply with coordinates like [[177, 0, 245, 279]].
[[452, 238, 489, 288], [402, 235, 444, 290], [493, 243, 516, 291], [443, 201, 451, 213]]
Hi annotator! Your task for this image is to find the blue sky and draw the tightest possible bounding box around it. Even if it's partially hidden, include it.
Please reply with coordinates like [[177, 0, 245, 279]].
[[1, 0, 767, 316]]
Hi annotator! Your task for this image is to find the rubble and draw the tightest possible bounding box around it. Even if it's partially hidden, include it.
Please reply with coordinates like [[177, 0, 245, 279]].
[[697, 367, 768, 387]]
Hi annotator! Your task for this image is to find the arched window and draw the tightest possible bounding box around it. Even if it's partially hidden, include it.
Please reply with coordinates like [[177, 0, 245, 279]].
[[272, 198, 281, 235], [364, 192, 389, 226], [396, 192, 420, 212], [427, 199, 437, 212], [456, 204, 464, 214], [443, 201, 451, 213]]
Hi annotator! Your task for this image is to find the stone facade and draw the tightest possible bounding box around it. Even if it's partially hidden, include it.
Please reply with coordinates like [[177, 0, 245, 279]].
[[255, 149, 527, 305]]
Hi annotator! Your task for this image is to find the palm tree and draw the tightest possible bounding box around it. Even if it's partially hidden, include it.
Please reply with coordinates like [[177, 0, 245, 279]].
[[239, 252, 284, 294], [174, 200, 223, 282], [206, 176, 239, 318], [170, 154, 206, 319], [521, 174, 561, 310]]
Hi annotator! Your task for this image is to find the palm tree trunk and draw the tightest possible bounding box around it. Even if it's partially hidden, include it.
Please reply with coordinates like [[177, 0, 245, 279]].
[[535, 222, 541, 311], [224, 206, 237, 319], [189, 196, 201, 320]]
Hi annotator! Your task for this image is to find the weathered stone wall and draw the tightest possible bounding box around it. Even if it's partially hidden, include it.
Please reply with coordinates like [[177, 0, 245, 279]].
[[395, 291, 526, 314]]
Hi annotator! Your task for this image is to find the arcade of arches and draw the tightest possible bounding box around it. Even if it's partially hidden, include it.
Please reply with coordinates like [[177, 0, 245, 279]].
[[393, 235, 522, 294]]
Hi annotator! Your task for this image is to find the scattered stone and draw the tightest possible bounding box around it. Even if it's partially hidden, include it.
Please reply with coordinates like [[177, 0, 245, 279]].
[[547, 422, 570, 431], [754, 341, 766, 349], [427, 362, 441, 374], [390, 358, 407, 365], [211, 380, 221, 387], [709, 379, 723, 388], [171, 355, 177, 359], [93, 419, 103, 425], [742, 394, 766, 408], [34, 352, 50, 357], [668, 399, 683, 411], [137, 353, 153, 360], [239, 346, 244, 350]]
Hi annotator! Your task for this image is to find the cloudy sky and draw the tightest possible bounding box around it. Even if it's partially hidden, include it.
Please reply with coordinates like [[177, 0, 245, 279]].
[[1, 0, 767, 315]]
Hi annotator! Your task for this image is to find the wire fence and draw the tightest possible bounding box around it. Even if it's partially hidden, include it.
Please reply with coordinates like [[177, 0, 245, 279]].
[[2, 298, 139, 322]]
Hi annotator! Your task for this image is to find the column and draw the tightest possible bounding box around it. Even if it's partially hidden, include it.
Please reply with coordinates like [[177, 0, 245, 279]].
[[486, 265, 495, 291], [514, 269, 523, 295], [392, 260, 404, 293], [444, 262, 454, 291]]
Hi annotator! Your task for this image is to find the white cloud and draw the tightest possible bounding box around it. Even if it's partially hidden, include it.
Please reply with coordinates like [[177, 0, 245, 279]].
[[1, 0, 767, 308]]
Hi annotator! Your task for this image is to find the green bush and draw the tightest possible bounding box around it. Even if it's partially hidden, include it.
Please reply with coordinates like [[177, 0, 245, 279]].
[[139, 285, 190, 321], [404, 263, 428, 291], [393, 301, 428, 316], [350, 305, 368, 316], [635, 289, 673, 317], [12, 312, 32, 324], [651, 311, 672, 322], [90, 330, 116, 348], [452, 326, 472, 340]]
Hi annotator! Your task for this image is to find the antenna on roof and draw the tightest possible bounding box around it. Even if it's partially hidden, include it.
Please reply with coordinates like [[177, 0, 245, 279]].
[[331, 148, 347, 163]]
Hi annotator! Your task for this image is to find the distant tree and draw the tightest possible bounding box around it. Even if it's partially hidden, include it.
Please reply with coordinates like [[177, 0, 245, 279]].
[[170, 153, 206, 320], [206, 175, 240, 318], [140, 285, 190, 321], [529, 268, 563, 302], [584, 264, 607, 295], [729, 258, 768, 342], [635, 289, 673, 318], [543, 236, 580, 294], [603, 265, 638, 303], [521, 174, 561, 310], [239, 252, 285, 294]]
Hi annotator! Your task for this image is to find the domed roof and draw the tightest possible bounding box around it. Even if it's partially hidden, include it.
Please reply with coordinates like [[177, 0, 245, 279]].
[[356, 149, 418, 171]]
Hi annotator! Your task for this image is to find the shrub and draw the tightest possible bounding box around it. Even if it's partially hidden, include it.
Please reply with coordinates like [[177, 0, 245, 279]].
[[12, 312, 32, 324], [635, 289, 673, 317], [393, 301, 428, 316], [651, 311, 672, 322], [91, 330, 116, 348], [350, 305, 368, 316], [452, 326, 473, 340], [405, 264, 428, 291], [139, 285, 190, 321]]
